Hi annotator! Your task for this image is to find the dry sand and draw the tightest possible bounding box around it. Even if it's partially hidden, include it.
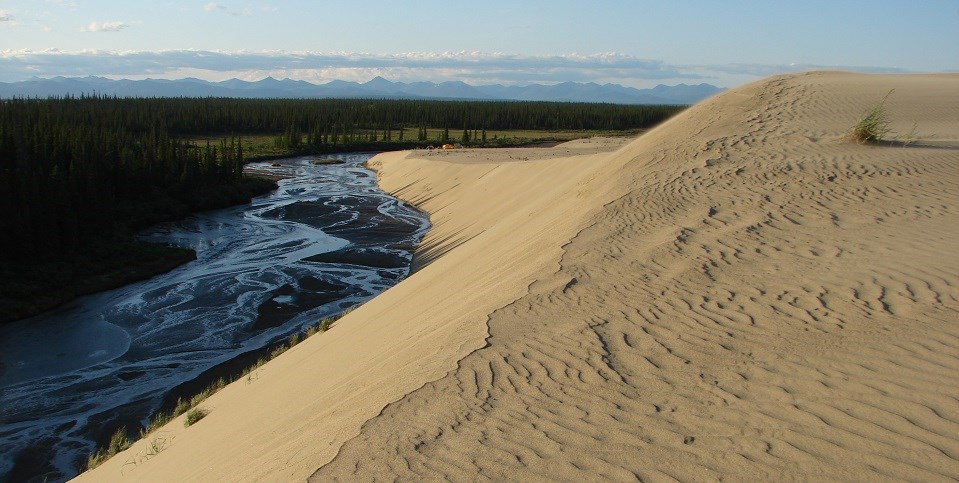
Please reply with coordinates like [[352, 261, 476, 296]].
[[77, 72, 959, 481]]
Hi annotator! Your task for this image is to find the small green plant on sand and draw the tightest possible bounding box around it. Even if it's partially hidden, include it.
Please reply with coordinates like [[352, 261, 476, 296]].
[[184, 407, 208, 427], [900, 122, 919, 147], [288, 331, 302, 346], [108, 428, 131, 455], [86, 449, 109, 471], [270, 344, 288, 359], [86, 427, 131, 470], [145, 434, 170, 457], [317, 316, 335, 332], [850, 89, 894, 144]]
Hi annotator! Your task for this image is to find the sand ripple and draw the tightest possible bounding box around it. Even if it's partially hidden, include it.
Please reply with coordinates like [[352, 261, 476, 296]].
[[314, 72, 959, 481]]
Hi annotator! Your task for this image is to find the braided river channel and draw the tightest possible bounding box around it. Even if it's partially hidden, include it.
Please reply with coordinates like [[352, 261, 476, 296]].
[[0, 152, 429, 481]]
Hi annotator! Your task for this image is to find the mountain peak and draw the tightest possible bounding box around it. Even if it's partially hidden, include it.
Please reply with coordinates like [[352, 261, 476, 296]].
[[0, 76, 723, 104], [364, 76, 395, 88]]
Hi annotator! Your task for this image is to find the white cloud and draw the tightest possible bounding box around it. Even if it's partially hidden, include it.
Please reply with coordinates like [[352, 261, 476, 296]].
[[0, 10, 14, 22], [51, 1, 78, 10], [81, 21, 129, 32], [204, 2, 248, 16], [0, 49, 918, 87]]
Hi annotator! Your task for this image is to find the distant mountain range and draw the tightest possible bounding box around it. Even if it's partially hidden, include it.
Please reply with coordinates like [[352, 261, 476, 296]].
[[0, 76, 723, 104]]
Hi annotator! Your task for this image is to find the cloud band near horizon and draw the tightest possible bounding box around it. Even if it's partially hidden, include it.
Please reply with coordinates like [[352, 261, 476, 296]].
[[0, 49, 913, 87]]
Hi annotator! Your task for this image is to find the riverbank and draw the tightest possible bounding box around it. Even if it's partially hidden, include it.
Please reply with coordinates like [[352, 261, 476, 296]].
[[77, 72, 959, 481], [0, 241, 195, 324], [73, 134, 633, 482], [0, 176, 277, 325], [1, 153, 429, 482]]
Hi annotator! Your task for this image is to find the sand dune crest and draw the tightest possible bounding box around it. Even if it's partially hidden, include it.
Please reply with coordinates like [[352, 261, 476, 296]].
[[313, 72, 959, 481], [78, 72, 959, 481]]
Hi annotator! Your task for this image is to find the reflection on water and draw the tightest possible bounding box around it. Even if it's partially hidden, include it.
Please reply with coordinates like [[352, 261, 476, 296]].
[[0, 153, 429, 481]]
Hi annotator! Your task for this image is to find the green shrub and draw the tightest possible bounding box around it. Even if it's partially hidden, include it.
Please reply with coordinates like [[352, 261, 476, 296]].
[[184, 408, 208, 427], [173, 397, 191, 417], [288, 331, 302, 346], [108, 428, 131, 455], [317, 317, 334, 332], [269, 345, 288, 359], [86, 450, 109, 471], [85, 427, 131, 470], [143, 411, 172, 436], [851, 90, 894, 143]]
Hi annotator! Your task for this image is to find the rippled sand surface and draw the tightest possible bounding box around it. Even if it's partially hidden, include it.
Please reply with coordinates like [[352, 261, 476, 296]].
[[80, 72, 959, 482]]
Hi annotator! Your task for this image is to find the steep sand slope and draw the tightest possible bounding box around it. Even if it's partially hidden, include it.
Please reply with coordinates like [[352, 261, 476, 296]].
[[74, 137, 629, 481], [313, 72, 959, 480], [78, 72, 958, 481]]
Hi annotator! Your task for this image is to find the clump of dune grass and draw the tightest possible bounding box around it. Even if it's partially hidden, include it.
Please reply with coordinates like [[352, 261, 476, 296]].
[[270, 343, 289, 359], [317, 316, 335, 332], [184, 407, 208, 427], [900, 122, 920, 147], [108, 428, 131, 456], [144, 434, 170, 457], [86, 450, 109, 471], [850, 90, 894, 144], [85, 427, 131, 470]]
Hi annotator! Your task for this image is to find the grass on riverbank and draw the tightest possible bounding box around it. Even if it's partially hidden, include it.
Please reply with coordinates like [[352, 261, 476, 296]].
[[84, 312, 347, 472], [183, 408, 208, 427], [85, 428, 132, 471]]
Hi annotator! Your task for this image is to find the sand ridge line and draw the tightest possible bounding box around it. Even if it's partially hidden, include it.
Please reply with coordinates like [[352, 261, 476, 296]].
[[71, 145, 611, 482], [75, 72, 958, 482], [313, 72, 959, 481]]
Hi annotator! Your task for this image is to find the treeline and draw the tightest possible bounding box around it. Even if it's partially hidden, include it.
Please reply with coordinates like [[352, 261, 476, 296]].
[[0, 98, 268, 263], [0, 96, 682, 263], [48, 96, 681, 134], [255, 98, 682, 148]]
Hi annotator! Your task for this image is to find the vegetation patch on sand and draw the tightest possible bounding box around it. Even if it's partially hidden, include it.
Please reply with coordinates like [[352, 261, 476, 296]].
[[183, 408, 208, 427], [851, 89, 894, 143], [85, 428, 131, 471], [849, 89, 918, 145]]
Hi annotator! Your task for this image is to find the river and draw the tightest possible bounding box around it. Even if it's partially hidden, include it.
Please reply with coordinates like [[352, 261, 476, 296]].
[[0, 152, 429, 481]]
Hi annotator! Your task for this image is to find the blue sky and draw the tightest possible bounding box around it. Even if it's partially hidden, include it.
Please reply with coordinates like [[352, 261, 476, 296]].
[[1, 0, 957, 87]]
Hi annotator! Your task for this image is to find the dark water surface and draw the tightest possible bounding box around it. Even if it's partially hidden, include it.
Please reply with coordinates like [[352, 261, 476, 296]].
[[0, 153, 429, 481]]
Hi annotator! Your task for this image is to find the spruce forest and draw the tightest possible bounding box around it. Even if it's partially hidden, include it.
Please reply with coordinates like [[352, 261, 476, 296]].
[[0, 96, 683, 322]]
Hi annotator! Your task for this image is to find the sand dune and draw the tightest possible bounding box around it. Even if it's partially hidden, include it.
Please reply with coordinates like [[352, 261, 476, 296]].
[[78, 72, 959, 481]]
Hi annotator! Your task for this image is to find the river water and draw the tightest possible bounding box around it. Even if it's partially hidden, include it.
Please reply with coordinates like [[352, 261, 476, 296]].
[[0, 152, 429, 481]]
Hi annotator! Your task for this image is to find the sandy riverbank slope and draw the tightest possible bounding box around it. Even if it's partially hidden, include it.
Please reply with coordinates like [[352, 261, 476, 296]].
[[78, 72, 958, 481]]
